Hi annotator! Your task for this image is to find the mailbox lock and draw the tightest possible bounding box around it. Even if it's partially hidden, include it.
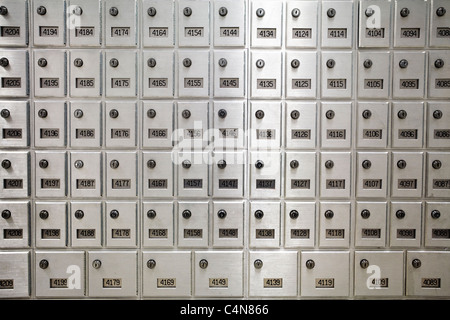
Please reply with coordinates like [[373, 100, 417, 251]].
[[292, 8, 301, 18], [109, 7, 119, 16], [256, 59, 265, 69], [147, 58, 157, 68], [433, 110, 443, 119], [182, 210, 191, 219], [74, 58, 83, 68], [290, 110, 300, 120], [363, 59, 373, 69], [397, 110, 407, 119], [110, 160, 119, 169], [412, 259, 421, 269], [183, 7, 192, 17], [255, 109, 265, 119], [0, 6, 7, 15], [436, 7, 446, 17], [289, 210, 299, 219], [147, 159, 156, 169], [147, 210, 156, 219], [326, 110, 335, 120], [39, 210, 49, 220], [361, 209, 371, 219], [74, 210, 84, 219], [362, 110, 372, 119], [72, 6, 83, 16], [217, 209, 227, 219], [109, 109, 119, 118], [38, 109, 48, 118], [290, 160, 299, 169], [397, 160, 407, 169], [327, 8, 336, 18], [147, 109, 156, 118], [365, 7, 375, 17], [182, 160, 191, 169], [256, 8, 265, 18], [362, 160, 372, 169], [37, 6, 47, 15], [360, 259, 369, 269], [399, 59, 408, 69], [254, 210, 264, 219], [39, 159, 49, 169], [255, 160, 264, 169], [326, 59, 335, 68], [324, 210, 334, 219], [1, 210, 11, 219], [291, 59, 300, 69], [39, 260, 49, 269], [74, 109, 83, 118], [434, 59, 445, 69], [432, 160, 442, 170], [400, 8, 410, 18], [110, 210, 119, 219], [183, 58, 192, 68], [0, 57, 9, 67], [325, 160, 334, 169], [431, 210, 441, 219], [147, 259, 156, 269], [147, 7, 157, 17], [109, 58, 119, 68], [0, 109, 10, 118], [199, 259, 208, 269], [218, 58, 228, 68], [396, 210, 406, 219], [218, 109, 227, 119], [182, 109, 191, 119], [219, 7, 228, 17], [37, 58, 48, 68], [92, 260, 102, 269], [1, 159, 11, 169], [306, 259, 315, 269], [254, 259, 263, 269], [217, 160, 227, 169]]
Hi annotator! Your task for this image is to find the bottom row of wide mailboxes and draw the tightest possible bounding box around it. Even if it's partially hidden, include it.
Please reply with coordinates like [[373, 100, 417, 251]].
[[0, 250, 449, 298]]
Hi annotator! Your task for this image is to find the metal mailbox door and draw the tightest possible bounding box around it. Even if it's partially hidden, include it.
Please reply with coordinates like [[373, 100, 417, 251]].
[[34, 50, 66, 98], [142, 0, 175, 48], [212, 151, 245, 198], [35, 151, 67, 198], [142, 152, 174, 199], [390, 202, 422, 248], [356, 152, 388, 198], [286, 1, 318, 48], [70, 102, 102, 149], [424, 202, 450, 248], [284, 201, 315, 248], [178, 50, 210, 98], [34, 101, 66, 148], [355, 201, 387, 248], [249, 251, 298, 297], [300, 251, 350, 297], [142, 251, 191, 297], [356, 102, 389, 149], [68, 0, 101, 47], [35, 201, 67, 248], [105, 152, 137, 198], [321, 51, 353, 99], [0, 151, 30, 198], [427, 103, 450, 149], [105, 201, 137, 248], [213, 0, 246, 47], [391, 152, 424, 198], [212, 201, 245, 248], [392, 102, 424, 149], [392, 51, 426, 99], [0, 49, 28, 97], [176, 151, 209, 198], [70, 201, 102, 248], [250, 102, 282, 149], [320, 102, 352, 149], [0, 101, 29, 148], [426, 152, 450, 198], [357, 51, 390, 99], [0, 201, 30, 248], [250, 152, 281, 199], [319, 202, 351, 248], [35, 251, 85, 298], [394, 0, 427, 48], [177, 201, 209, 248], [88, 250, 137, 298], [212, 101, 246, 150], [249, 201, 280, 248], [33, 0, 65, 46], [250, 51, 282, 98], [142, 102, 174, 149], [285, 152, 316, 199], [142, 202, 174, 248], [430, 0, 450, 47], [321, 1, 353, 48], [176, 101, 209, 149], [69, 50, 101, 98], [354, 251, 404, 297], [213, 50, 245, 98], [285, 51, 317, 99], [105, 51, 137, 97], [0, 0, 28, 47], [105, 102, 137, 148], [428, 50, 450, 98], [320, 152, 351, 199], [104, 0, 137, 47], [358, 0, 391, 48], [285, 102, 317, 149], [0, 251, 30, 298], [142, 50, 174, 98], [194, 251, 243, 297], [250, 0, 283, 48], [178, 0, 210, 47], [70, 151, 102, 198]]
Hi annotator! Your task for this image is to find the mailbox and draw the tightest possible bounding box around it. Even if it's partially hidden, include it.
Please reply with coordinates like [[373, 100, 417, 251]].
[[0, 251, 30, 298], [0, 101, 29, 148], [104, 0, 137, 47], [34, 101, 66, 148], [35, 201, 67, 248], [0, 49, 28, 97], [142, 0, 175, 48], [0, 201, 30, 248]]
